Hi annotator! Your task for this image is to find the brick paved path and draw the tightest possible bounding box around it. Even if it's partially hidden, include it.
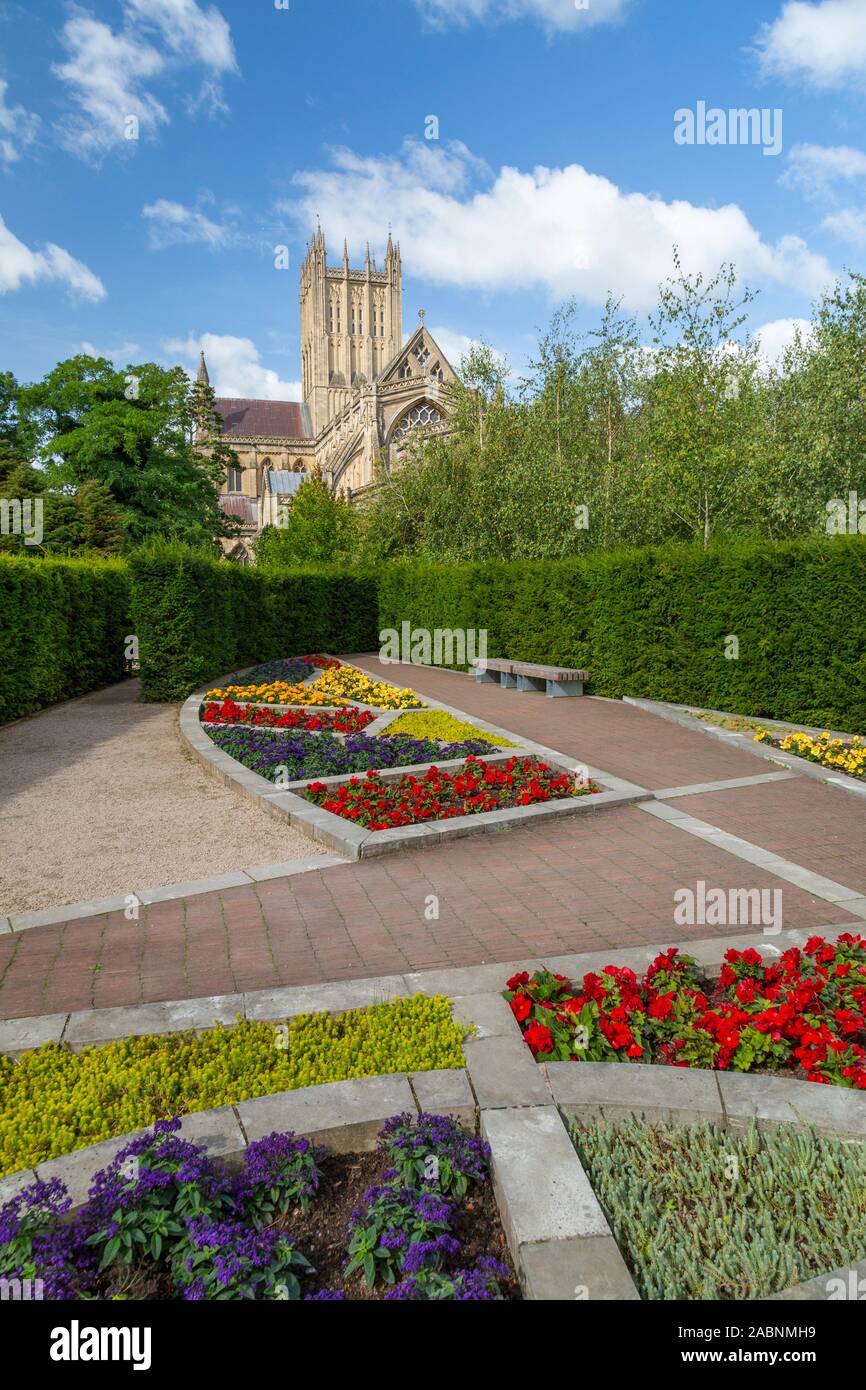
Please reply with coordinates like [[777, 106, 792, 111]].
[[0, 658, 863, 1021]]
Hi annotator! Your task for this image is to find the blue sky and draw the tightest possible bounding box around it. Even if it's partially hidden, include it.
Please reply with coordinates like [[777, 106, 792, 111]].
[[1, 0, 865, 396]]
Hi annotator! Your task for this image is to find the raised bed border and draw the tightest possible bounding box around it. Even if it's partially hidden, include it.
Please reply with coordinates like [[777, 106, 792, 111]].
[[181, 656, 650, 860], [2, 921, 864, 1302], [626, 696, 866, 801]]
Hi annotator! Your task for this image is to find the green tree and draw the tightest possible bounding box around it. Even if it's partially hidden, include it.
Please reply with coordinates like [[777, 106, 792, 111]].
[[75, 478, 125, 554], [255, 476, 355, 566], [635, 252, 762, 547], [17, 354, 239, 548]]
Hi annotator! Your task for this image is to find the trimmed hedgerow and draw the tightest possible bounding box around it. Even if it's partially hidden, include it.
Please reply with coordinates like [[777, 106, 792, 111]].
[[0, 553, 131, 723], [129, 541, 378, 702], [376, 537, 866, 732], [0, 995, 466, 1178]]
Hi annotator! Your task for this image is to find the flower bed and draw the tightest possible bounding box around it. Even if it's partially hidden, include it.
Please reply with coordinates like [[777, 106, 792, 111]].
[[571, 1115, 866, 1300], [205, 726, 500, 784], [0, 996, 465, 1177], [305, 756, 601, 831], [0, 1113, 517, 1301], [384, 709, 519, 748], [754, 727, 866, 780], [505, 934, 866, 1088], [206, 663, 424, 711], [202, 698, 375, 734]]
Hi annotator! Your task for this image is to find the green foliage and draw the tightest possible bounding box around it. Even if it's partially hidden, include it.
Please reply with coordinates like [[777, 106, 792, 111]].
[[572, 1117, 866, 1300], [353, 263, 866, 562], [0, 553, 131, 721], [255, 477, 356, 567], [129, 541, 378, 701], [377, 536, 866, 731], [16, 354, 238, 549], [0, 995, 466, 1177]]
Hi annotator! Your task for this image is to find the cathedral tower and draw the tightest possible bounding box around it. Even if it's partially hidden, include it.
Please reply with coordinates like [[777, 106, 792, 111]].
[[299, 226, 403, 435]]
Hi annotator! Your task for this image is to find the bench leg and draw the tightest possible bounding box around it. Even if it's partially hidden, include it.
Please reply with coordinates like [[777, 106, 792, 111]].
[[516, 674, 546, 693], [474, 667, 498, 684], [500, 672, 517, 688], [546, 679, 585, 698]]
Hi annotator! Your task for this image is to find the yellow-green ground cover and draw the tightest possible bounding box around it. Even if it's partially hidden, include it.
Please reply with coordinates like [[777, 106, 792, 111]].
[[0, 996, 466, 1177], [384, 710, 518, 747]]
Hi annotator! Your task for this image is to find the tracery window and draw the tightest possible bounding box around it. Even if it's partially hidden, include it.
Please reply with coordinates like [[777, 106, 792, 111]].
[[392, 403, 442, 443]]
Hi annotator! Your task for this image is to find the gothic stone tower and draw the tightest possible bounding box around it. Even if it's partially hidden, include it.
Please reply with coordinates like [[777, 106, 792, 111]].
[[300, 226, 403, 435]]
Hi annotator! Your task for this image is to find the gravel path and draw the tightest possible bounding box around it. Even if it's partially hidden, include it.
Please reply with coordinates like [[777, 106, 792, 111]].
[[0, 680, 314, 916]]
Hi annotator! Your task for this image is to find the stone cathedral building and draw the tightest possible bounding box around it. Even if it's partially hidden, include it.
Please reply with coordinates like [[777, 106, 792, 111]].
[[204, 228, 458, 562]]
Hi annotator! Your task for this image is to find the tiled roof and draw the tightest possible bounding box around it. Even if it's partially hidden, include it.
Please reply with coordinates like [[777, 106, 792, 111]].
[[214, 398, 309, 439]]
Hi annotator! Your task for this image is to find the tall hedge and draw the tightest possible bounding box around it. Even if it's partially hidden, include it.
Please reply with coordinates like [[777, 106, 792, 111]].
[[0, 553, 132, 722], [129, 543, 378, 701], [377, 538, 866, 732]]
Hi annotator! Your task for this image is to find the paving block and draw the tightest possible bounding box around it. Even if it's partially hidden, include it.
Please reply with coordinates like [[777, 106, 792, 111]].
[[411, 1068, 476, 1128], [359, 823, 437, 858], [520, 1235, 639, 1301], [64, 995, 244, 1048], [36, 1131, 148, 1209], [0, 1012, 69, 1057], [237, 1072, 416, 1152], [549, 1061, 724, 1127], [767, 1259, 866, 1302], [243, 975, 409, 1021], [0, 1168, 39, 1207], [718, 1072, 866, 1139], [405, 961, 541, 997], [178, 1106, 246, 1166], [451, 992, 522, 1039], [464, 1034, 551, 1109], [482, 1106, 610, 1257]]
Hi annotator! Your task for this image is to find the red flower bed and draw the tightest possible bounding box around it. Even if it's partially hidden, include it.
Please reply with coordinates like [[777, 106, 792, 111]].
[[303, 654, 341, 669], [305, 756, 600, 831], [201, 698, 374, 734], [505, 935, 866, 1089]]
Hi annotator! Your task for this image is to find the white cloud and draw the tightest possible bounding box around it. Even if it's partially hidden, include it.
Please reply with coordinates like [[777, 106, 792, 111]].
[[0, 79, 40, 167], [822, 207, 866, 245], [126, 0, 236, 71], [415, 0, 632, 33], [755, 0, 866, 89], [52, 1, 236, 162], [0, 214, 106, 300], [428, 325, 507, 373], [754, 317, 813, 363], [142, 197, 237, 249], [78, 339, 141, 360], [164, 332, 301, 399], [53, 15, 169, 161], [782, 142, 866, 198], [285, 141, 834, 311]]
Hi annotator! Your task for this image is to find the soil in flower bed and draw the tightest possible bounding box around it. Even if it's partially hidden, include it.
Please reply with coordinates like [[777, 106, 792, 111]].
[[283, 1150, 520, 1301], [572, 1116, 866, 1299], [505, 934, 866, 1088], [305, 756, 601, 831], [205, 725, 501, 783], [3, 1114, 518, 1301]]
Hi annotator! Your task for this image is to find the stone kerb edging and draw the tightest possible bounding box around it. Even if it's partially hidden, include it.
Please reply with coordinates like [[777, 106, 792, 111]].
[[180, 657, 651, 861], [625, 696, 866, 800], [2, 923, 864, 1300]]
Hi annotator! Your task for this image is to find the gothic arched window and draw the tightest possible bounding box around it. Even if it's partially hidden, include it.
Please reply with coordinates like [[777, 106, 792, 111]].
[[392, 402, 442, 444]]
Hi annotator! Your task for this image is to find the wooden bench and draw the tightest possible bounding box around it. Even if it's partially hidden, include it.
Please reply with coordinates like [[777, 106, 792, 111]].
[[471, 657, 588, 698]]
